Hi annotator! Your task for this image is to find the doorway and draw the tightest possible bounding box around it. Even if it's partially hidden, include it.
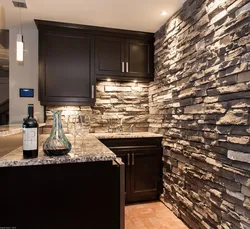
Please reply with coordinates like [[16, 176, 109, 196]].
[[0, 29, 9, 125]]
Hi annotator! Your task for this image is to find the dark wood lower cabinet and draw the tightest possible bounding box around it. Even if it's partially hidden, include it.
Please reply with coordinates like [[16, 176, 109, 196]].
[[0, 160, 124, 229], [130, 148, 162, 203], [100, 138, 163, 204], [112, 149, 131, 203]]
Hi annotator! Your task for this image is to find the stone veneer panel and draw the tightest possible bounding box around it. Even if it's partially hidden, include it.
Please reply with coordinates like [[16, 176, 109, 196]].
[[45, 81, 149, 134], [149, 0, 250, 228]]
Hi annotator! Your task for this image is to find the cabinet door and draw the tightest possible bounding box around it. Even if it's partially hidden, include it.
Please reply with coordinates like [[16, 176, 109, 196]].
[[125, 39, 153, 79], [112, 149, 131, 203], [39, 31, 95, 105], [95, 36, 125, 78], [130, 148, 162, 203]]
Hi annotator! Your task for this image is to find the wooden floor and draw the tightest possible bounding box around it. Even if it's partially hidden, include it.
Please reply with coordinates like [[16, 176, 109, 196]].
[[125, 201, 188, 229]]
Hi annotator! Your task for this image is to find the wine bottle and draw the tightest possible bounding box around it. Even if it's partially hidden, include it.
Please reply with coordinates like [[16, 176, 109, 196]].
[[23, 104, 39, 159]]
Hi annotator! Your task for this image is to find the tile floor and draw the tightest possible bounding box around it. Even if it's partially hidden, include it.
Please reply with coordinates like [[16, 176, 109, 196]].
[[125, 201, 188, 229]]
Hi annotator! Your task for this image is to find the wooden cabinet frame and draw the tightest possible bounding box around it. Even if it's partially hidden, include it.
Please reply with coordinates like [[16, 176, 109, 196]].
[[100, 138, 163, 204]]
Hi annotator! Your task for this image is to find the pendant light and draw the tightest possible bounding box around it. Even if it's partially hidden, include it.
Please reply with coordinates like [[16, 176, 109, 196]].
[[12, 1, 27, 62], [16, 6, 23, 62]]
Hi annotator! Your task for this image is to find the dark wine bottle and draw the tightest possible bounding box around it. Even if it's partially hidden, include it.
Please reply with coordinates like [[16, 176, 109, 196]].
[[23, 104, 39, 159]]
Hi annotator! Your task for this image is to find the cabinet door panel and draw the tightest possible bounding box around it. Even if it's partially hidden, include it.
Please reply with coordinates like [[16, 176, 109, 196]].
[[112, 149, 131, 203], [95, 36, 124, 77], [39, 31, 95, 105], [130, 148, 162, 203], [125, 39, 153, 78]]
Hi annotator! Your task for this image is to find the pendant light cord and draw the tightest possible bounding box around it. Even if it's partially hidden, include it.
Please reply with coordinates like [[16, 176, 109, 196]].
[[19, 6, 22, 34]]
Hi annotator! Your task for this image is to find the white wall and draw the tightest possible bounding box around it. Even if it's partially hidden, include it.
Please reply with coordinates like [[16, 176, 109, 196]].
[[9, 23, 44, 123]]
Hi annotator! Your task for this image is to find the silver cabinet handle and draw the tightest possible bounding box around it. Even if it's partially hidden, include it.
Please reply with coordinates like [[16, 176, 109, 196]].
[[132, 153, 135, 166], [122, 62, 125, 73], [91, 85, 94, 99], [126, 62, 129, 73], [127, 154, 130, 166]]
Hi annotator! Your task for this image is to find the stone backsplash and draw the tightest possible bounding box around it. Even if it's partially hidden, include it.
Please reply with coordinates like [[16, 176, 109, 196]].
[[44, 81, 149, 134], [149, 0, 250, 228]]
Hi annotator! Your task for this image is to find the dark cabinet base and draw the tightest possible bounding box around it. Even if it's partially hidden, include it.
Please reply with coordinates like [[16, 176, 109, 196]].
[[129, 147, 162, 203], [0, 160, 124, 229], [100, 138, 163, 204]]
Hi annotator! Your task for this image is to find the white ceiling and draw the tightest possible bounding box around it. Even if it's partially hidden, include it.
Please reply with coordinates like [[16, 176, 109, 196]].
[[0, 0, 184, 32]]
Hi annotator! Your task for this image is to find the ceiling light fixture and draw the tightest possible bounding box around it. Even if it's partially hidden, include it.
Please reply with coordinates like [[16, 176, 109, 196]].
[[161, 11, 167, 16], [16, 7, 24, 62], [107, 78, 111, 82], [16, 34, 24, 62], [13, 0, 27, 62], [133, 80, 137, 83]]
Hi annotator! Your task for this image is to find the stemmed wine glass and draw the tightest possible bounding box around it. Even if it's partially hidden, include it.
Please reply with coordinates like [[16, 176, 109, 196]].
[[67, 112, 90, 146], [76, 114, 90, 139]]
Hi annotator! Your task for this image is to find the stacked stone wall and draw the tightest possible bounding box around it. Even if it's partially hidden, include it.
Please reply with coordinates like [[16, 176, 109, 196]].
[[44, 81, 149, 133], [149, 0, 250, 228]]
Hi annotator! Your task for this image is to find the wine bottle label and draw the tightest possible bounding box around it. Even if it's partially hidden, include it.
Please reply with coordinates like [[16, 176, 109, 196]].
[[23, 128, 38, 151]]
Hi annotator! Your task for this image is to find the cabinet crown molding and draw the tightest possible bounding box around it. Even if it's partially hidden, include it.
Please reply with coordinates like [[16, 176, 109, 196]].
[[35, 19, 154, 40]]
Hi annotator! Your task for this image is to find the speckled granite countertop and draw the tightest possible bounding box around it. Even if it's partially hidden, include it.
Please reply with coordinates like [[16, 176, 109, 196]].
[[0, 123, 46, 137], [0, 132, 162, 168], [92, 132, 163, 139], [0, 134, 116, 168]]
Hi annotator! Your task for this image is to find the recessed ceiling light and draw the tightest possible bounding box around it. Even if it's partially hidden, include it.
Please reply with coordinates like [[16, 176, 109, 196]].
[[107, 78, 111, 82], [133, 80, 137, 83], [161, 11, 167, 16]]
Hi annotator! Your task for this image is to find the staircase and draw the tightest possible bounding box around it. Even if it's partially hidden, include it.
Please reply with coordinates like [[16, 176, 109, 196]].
[[0, 99, 9, 125]]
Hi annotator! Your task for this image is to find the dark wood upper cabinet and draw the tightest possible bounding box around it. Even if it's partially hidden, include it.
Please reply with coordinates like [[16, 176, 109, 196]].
[[95, 36, 154, 81], [125, 39, 153, 79], [36, 21, 96, 106], [40, 31, 95, 105], [95, 36, 125, 77], [36, 20, 154, 106]]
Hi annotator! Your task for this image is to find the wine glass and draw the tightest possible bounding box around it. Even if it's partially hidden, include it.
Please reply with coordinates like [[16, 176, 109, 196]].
[[66, 113, 78, 146], [74, 114, 90, 151], [75, 114, 90, 138]]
